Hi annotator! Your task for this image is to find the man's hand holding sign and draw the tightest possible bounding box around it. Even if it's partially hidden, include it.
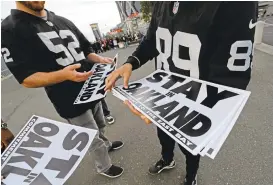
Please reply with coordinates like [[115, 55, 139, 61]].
[[21, 54, 113, 89], [62, 64, 93, 83], [105, 63, 152, 124], [124, 100, 152, 125], [97, 56, 114, 64], [106, 63, 132, 92], [106, 63, 152, 125], [74, 54, 118, 104]]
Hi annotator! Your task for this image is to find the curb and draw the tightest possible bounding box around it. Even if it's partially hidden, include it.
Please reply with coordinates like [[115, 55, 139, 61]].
[[254, 43, 273, 55]]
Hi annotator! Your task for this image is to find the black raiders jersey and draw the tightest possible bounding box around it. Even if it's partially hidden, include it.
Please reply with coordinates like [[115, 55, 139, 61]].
[[1, 10, 97, 118], [126, 2, 258, 90]]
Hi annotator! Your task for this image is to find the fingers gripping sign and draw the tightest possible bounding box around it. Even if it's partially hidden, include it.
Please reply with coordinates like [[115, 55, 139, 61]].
[[100, 57, 114, 64], [105, 63, 152, 124], [105, 63, 133, 92], [124, 100, 152, 125]]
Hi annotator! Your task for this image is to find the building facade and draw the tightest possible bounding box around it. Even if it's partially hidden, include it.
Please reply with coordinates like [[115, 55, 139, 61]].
[[115, 1, 149, 35], [115, 1, 141, 22], [90, 23, 102, 41]]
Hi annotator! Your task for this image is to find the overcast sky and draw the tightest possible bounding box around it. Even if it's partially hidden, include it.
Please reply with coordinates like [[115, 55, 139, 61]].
[[1, 1, 121, 41]]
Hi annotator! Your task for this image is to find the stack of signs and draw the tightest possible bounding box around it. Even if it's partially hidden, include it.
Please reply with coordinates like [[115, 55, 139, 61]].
[[1, 115, 97, 185], [113, 70, 250, 159], [74, 53, 118, 104]]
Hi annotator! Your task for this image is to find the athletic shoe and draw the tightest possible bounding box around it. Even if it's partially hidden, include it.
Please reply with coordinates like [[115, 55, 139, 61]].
[[109, 141, 124, 152], [105, 115, 115, 124], [100, 165, 123, 178], [183, 175, 197, 185], [148, 158, 176, 174]]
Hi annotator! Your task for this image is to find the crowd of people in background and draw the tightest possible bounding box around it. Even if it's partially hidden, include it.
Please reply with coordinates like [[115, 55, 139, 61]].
[[91, 32, 144, 54]]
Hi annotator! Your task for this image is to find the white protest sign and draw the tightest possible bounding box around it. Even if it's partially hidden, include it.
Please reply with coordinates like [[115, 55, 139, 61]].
[[1, 115, 97, 185], [113, 70, 250, 156], [204, 95, 249, 158], [74, 54, 118, 104], [198, 94, 249, 157]]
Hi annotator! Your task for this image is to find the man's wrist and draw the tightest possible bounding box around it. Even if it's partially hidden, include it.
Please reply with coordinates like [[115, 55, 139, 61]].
[[97, 55, 104, 63], [87, 53, 102, 63], [124, 56, 140, 70], [59, 69, 69, 81], [92, 53, 102, 63], [124, 63, 133, 70]]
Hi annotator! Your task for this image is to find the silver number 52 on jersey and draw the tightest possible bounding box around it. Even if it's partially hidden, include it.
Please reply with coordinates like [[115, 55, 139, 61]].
[[38, 30, 85, 66]]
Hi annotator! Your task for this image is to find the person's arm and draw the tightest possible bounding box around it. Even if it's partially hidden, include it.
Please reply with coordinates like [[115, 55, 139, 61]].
[[22, 70, 67, 88], [124, 2, 160, 70], [207, 2, 257, 90], [86, 53, 112, 64], [1, 31, 92, 88], [105, 2, 161, 90], [21, 64, 91, 88]]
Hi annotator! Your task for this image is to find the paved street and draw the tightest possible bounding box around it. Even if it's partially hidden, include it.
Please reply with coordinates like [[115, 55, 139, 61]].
[[1, 46, 273, 185], [262, 16, 273, 46]]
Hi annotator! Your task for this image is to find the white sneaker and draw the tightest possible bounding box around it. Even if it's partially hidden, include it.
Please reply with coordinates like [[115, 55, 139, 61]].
[[105, 115, 115, 124]]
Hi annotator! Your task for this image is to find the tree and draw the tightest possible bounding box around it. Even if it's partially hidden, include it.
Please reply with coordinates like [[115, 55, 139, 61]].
[[140, 1, 154, 22]]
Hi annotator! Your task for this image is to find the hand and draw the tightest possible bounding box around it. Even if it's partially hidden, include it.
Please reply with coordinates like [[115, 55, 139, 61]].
[[98, 56, 113, 64], [105, 63, 132, 91], [1, 128, 14, 150], [124, 100, 152, 124], [62, 64, 92, 82]]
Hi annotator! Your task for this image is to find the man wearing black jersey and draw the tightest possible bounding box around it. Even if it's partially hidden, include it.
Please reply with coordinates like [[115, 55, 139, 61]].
[[1, 1, 124, 178], [106, 2, 257, 185]]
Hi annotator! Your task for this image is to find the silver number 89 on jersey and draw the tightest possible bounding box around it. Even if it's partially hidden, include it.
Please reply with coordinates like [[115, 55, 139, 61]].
[[156, 27, 253, 79]]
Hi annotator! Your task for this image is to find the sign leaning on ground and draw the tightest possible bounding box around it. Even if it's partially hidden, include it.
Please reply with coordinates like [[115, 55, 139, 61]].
[[74, 54, 118, 104], [1, 115, 97, 185], [113, 70, 250, 158]]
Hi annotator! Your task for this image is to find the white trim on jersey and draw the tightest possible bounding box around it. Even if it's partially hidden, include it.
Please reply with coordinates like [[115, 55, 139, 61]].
[[130, 56, 141, 68]]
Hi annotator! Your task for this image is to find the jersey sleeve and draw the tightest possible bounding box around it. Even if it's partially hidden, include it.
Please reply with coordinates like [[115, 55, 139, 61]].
[[1, 30, 39, 84], [125, 2, 160, 70], [206, 2, 258, 90]]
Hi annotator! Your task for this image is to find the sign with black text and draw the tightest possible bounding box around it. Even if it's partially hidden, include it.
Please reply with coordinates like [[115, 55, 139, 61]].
[[74, 54, 118, 104], [1, 115, 97, 185], [113, 70, 250, 158]]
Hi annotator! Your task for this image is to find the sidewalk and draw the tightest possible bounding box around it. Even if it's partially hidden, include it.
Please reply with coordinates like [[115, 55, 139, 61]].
[[2, 46, 273, 185], [255, 42, 273, 55]]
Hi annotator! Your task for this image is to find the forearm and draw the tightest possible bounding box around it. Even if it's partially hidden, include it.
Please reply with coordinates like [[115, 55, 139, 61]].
[[124, 3, 159, 70], [22, 70, 67, 88], [124, 38, 158, 70], [86, 53, 102, 63]]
